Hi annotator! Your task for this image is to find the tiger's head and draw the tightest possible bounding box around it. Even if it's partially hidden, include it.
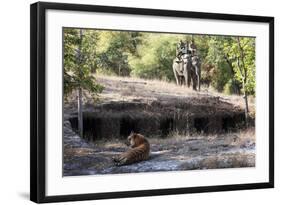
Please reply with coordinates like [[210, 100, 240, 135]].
[[127, 131, 146, 148]]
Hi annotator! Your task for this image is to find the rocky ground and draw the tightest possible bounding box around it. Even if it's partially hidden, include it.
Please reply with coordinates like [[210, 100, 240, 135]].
[[64, 120, 255, 176]]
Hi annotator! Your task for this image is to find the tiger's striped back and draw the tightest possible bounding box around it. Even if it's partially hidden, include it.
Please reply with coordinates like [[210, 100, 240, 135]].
[[113, 133, 150, 166]]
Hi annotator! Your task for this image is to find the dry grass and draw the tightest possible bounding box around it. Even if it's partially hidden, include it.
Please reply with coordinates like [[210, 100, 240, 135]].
[[91, 138, 125, 149], [65, 74, 255, 115], [164, 127, 253, 143], [96, 73, 197, 97], [64, 148, 94, 157], [94, 74, 255, 113], [89, 127, 255, 152]]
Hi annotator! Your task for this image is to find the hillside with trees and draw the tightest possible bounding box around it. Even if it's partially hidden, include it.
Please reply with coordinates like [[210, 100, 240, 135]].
[[64, 28, 255, 96], [64, 28, 255, 134]]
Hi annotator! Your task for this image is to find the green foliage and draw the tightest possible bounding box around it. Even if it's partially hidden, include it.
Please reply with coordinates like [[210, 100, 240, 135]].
[[96, 31, 143, 76], [227, 37, 255, 95], [206, 37, 235, 92], [223, 79, 240, 95], [63, 28, 103, 98], [204, 36, 255, 95], [129, 34, 178, 80]]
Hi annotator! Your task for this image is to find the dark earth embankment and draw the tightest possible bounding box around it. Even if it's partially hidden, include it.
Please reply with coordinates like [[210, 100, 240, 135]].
[[65, 75, 251, 140]]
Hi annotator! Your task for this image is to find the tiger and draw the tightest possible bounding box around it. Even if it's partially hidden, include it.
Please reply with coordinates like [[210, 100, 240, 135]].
[[113, 132, 150, 166]]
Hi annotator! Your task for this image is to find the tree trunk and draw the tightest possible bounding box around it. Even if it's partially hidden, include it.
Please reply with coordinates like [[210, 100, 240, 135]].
[[77, 29, 84, 138], [244, 93, 249, 126], [242, 80, 249, 126], [236, 37, 249, 126], [118, 64, 121, 76], [78, 87, 83, 137]]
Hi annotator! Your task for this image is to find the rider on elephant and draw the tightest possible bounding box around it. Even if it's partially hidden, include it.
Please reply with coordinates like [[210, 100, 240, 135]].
[[176, 40, 188, 61], [188, 39, 197, 56]]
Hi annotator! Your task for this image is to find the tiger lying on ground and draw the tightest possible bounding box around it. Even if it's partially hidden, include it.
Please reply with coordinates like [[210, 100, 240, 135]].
[[113, 132, 150, 166]]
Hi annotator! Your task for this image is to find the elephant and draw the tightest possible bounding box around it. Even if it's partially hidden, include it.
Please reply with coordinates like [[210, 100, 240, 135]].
[[172, 54, 192, 86], [173, 54, 201, 91]]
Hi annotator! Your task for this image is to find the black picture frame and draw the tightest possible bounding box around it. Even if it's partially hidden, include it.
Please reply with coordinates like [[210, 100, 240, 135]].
[[30, 1, 274, 203]]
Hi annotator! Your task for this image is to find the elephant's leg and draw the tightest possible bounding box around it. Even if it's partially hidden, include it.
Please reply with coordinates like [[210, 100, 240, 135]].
[[180, 76, 184, 86], [176, 75, 179, 85], [195, 73, 199, 91], [197, 75, 200, 91], [173, 68, 179, 85], [187, 65, 191, 88], [183, 71, 188, 86], [187, 73, 191, 88], [193, 79, 196, 90], [195, 66, 200, 91], [192, 72, 197, 91], [198, 71, 201, 91]]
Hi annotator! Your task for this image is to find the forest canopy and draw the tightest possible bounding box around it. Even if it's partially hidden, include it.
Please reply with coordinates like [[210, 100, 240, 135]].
[[63, 28, 256, 96]]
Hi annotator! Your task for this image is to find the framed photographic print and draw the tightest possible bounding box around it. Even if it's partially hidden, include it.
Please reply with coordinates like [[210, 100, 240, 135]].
[[30, 1, 274, 203]]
